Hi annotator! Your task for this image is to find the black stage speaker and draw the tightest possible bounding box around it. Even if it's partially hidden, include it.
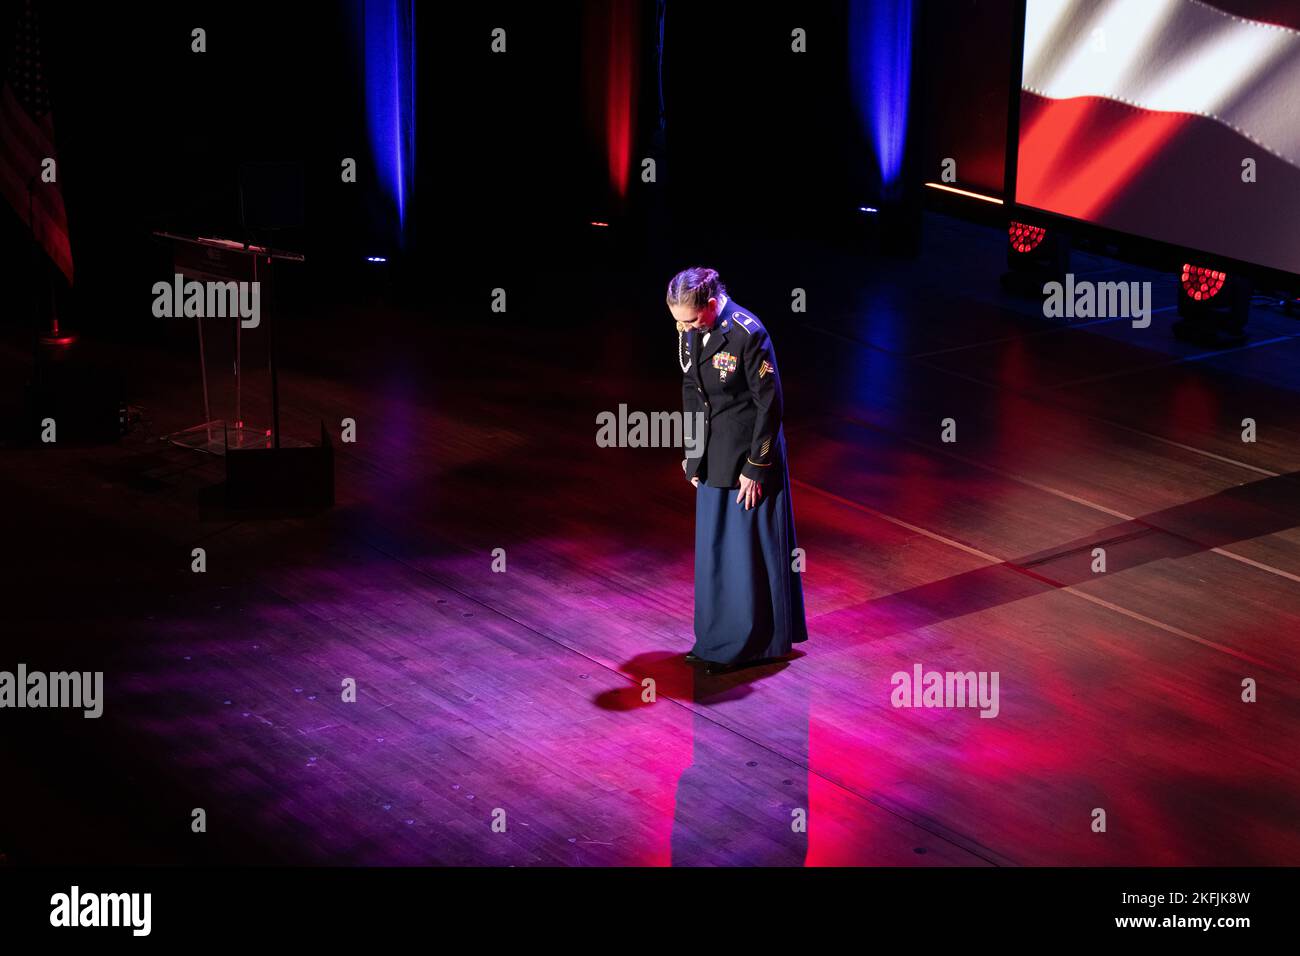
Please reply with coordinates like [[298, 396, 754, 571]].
[[224, 421, 334, 511]]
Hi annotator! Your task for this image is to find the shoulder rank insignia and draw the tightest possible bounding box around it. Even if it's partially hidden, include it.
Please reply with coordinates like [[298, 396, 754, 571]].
[[733, 311, 753, 327], [759, 359, 774, 378]]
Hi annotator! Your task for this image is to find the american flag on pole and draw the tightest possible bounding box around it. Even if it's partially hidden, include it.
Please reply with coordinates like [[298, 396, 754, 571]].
[[0, 0, 73, 284]]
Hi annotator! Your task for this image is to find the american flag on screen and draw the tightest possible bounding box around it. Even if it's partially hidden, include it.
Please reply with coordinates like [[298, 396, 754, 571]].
[[1016, 0, 1300, 275], [0, 0, 73, 284]]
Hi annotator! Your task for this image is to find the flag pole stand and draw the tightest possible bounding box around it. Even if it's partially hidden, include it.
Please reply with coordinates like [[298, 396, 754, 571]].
[[38, 300, 77, 349]]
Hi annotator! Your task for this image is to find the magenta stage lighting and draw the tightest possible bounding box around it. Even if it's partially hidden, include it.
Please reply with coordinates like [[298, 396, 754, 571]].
[[1174, 262, 1250, 347]]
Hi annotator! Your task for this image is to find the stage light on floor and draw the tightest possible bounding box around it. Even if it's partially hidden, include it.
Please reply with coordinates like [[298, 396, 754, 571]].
[[1009, 221, 1046, 254], [841, 200, 919, 256], [1180, 263, 1225, 302], [1001, 220, 1069, 295], [1174, 263, 1249, 347]]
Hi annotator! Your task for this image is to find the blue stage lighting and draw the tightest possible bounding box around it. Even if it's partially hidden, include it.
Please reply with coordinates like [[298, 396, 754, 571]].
[[359, 0, 416, 247], [849, 0, 915, 198]]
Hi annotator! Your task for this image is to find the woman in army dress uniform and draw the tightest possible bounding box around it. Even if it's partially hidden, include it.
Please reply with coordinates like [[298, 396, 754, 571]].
[[667, 267, 808, 676]]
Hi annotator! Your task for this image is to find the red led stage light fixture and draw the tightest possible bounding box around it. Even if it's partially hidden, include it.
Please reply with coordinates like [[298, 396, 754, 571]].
[[1002, 220, 1070, 295], [1175, 262, 1250, 347], [1009, 221, 1047, 254], [1180, 263, 1225, 302]]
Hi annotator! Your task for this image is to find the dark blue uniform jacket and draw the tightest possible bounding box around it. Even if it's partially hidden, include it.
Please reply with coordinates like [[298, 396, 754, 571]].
[[681, 302, 786, 489]]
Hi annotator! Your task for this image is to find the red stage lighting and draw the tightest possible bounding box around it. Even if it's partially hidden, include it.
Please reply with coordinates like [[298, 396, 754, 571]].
[[1009, 221, 1047, 254], [1002, 220, 1069, 294], [1180, 263, 1225, 302], [1175, 263, 1249, 347]]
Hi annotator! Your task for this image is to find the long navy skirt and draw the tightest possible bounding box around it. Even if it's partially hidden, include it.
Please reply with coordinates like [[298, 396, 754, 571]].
[[691, 455, 808, 664]]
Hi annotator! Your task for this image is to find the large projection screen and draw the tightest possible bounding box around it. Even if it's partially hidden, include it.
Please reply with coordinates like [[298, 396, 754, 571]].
[[1015, 0, 1300, 277]]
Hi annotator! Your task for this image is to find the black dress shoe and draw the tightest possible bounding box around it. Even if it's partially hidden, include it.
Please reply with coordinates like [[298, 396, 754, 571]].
[[704, 661, 737, 676], [684, 653, 704, 664]]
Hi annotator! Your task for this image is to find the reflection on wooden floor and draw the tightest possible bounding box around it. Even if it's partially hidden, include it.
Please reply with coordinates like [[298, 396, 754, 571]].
[[3, 214, 1298, 866]]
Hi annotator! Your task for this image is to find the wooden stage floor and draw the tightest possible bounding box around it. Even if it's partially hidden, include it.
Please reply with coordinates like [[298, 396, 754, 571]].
[[3, 214, 1298, 866]]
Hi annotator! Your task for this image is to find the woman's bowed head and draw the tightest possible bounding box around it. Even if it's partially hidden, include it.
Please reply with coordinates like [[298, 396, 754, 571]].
[[667, 266, 726, 335], [667, 266, 761, 510]]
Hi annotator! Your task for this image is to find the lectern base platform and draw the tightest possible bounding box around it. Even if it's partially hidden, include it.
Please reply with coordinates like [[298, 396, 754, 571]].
[[222, 422, 334, 512], [165, 421, 305, 456]]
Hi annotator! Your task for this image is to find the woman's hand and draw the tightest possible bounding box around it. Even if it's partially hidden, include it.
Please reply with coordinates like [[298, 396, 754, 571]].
[[737, 474, 762, 510]]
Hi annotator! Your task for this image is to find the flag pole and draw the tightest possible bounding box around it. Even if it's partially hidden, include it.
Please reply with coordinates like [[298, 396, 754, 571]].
[[26, 174, 74, 348]]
